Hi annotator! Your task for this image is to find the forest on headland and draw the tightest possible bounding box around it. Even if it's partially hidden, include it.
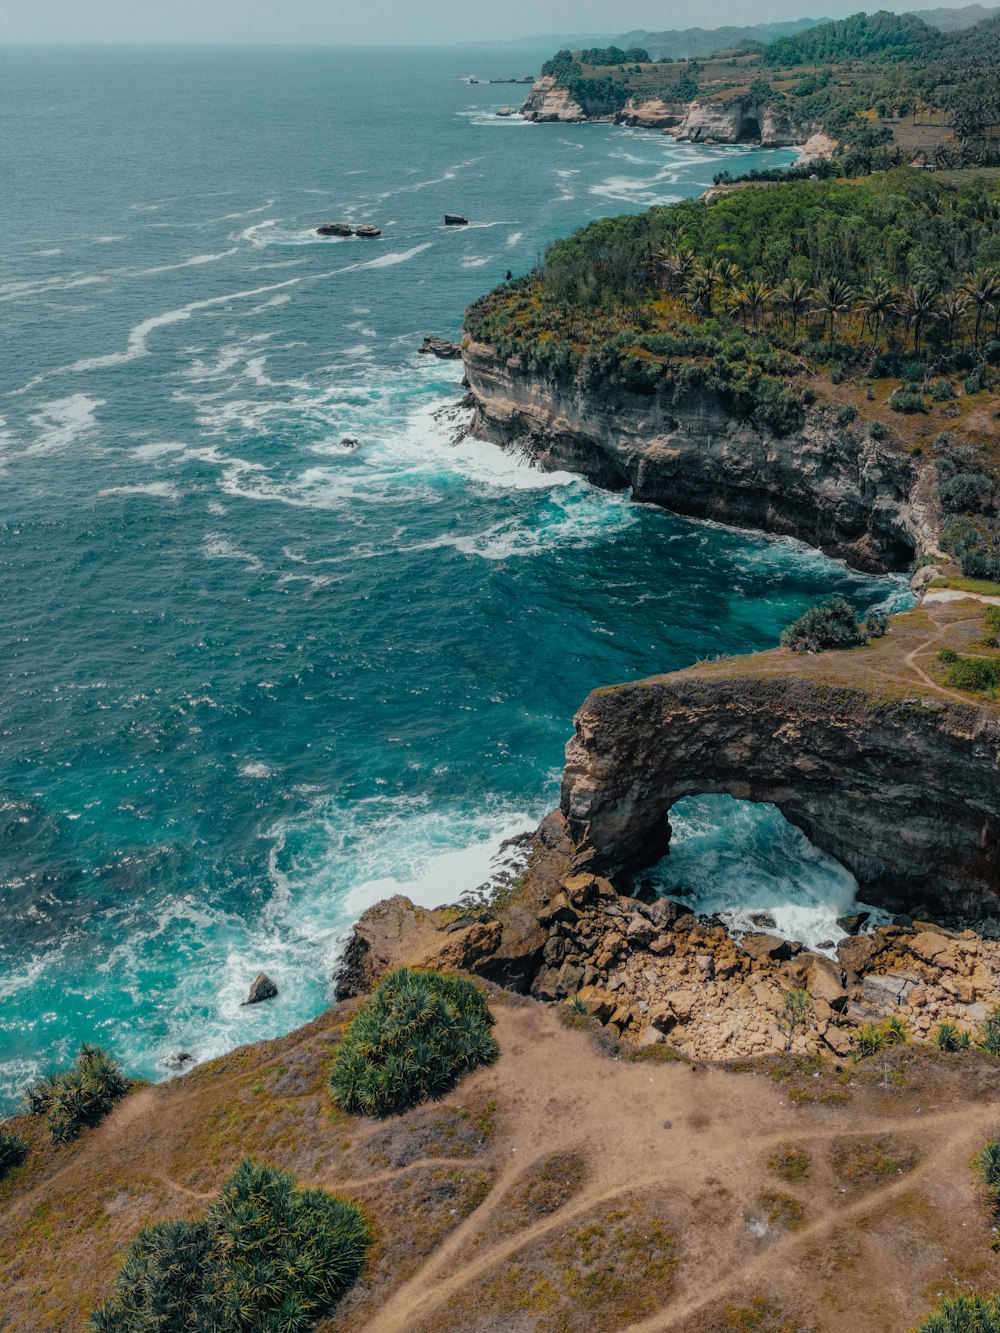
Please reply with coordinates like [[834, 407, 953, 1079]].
[[465, 172, 1000, 581]]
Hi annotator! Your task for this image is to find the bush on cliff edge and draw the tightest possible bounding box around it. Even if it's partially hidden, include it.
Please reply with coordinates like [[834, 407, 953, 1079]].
[[329, 968, 498, 1117], [780, 596, 888, 653], [89, 1158, 371, 1332], [912, 1293, 1000, 1331]]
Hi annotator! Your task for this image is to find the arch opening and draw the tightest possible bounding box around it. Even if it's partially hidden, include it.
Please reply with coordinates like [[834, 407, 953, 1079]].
[[634, 794, 888, 953], [737, 116, 762, 143]]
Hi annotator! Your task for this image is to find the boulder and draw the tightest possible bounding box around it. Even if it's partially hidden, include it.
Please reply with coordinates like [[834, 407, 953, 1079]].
[[739, 933, 794, 963], [626, 914, 656, 949], [862, 972, 918, 1008], [418, 335, 463, 360], [806, 958, 848, 1012], [538, 891, 578, 928], [316, 222, 353, 237], [444, 214, 469, 226], [354, 225, 381, 238], [644, 897, 689, 929], [242, 973, 278, 1005], [339, 436, 362, 450], [909, 930, 957, 969], [836, 912, 870, 937], [162, 1052, 194, 1071]]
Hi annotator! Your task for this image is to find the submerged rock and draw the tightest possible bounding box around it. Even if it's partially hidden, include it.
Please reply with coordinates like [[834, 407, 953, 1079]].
[[161, 1051, 194, 1071], [339, 436, 362, 450], [836, 911, 871, 936], [316, 221, 353, 237], [242, 972, 278, 1005], [444, 214, 469, 226]]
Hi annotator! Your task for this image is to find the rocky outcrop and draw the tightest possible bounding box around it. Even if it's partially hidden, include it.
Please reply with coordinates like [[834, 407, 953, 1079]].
[[418, 335, 462, 360], [797, 131, 839, 164], [242, 973, 278, 1005], [520, 75, 587, 122], [672, 99, 820, 146], [560, 632, 1000, 919], [463, 340, 940, 572], [615, 97, 689, 129]]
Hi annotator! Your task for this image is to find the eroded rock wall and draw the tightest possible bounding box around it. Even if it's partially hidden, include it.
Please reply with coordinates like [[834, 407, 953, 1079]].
[[561, 670, 1000, 917], [464, 340, 939, 571]]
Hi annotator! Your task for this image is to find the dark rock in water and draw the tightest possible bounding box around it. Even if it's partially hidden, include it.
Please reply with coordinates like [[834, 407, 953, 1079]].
[[316, 221, 353, 237], [354, 224, 381, 238], [836, 911, 871, 936], [418, 335, 462, 360], [339, 436, 362, 450], [242, 972, 278, 1005], [162, 1051, 194, 1071], [749, 912, 776, 929], [444, 214, 469, 226], [816, 940, 835, 951], [892, 913, 914, 928]]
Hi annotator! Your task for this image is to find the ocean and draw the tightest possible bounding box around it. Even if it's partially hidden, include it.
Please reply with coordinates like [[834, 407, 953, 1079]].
[[0, 44, 910, 1110]]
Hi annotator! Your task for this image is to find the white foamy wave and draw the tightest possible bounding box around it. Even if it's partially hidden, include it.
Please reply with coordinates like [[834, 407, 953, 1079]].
[[460, 256, 492, 268], [646, 794, 890, 955], [202, 534, 263, 570], [137, 248, 238, 277], [506, 231, 524, 247], [240, 760, 274, 778], [27, 394, 104, 455], [99, 481, 180, 500]]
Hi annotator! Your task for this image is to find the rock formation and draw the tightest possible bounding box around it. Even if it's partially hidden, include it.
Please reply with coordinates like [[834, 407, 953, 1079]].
[[316, 222, 353, 237], [418, 335, 463, 360], [355, 225, 381, 239], [561, 611, 1000, 919], [670, 99, 820, 146], [463, 340, 940, 572], [242, 972, 278, 1005]]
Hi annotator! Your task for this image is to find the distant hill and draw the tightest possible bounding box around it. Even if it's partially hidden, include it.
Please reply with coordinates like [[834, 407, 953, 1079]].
[[614, 7, 998, 59], [616, 19, 828, 60], [909, 3, 999, 30]]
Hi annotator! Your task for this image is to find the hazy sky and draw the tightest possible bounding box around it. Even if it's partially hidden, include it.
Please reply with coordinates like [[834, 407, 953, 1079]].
[[0, 0, 982, 45]]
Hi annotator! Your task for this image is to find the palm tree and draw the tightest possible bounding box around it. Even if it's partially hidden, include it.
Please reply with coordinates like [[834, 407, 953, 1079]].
[[900, 280, 941, 355], [960, 271, 999, 351], [774, 277, 810, 337], [813, 275, 854, 350], [936, 292, 970, 350], [683, 271, 714, 318], [715, 257, 742, 301], [741, 277, 771, 332], [687, 257, 721, 315], [727, 285, 751, 330], [656, 247, 692, 293], [856, 278, 899, 346]]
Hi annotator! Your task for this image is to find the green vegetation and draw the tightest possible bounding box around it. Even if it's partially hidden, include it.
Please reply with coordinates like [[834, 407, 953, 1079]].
[[467, 172, 1000, 444], [780, 596, 888, 653], [0, 1129, 28, 1180], [328, 969, 498, 1117], [913, 1294, 1000, 1330], [775, 989, 811, 1050], [938, 647, 1000, 692], [768, 1147, 811, 1182], [89, 1158, 371, 1332], [851, 1016, 911, 1060], [26, 1043, 131, 1145], [933, 1021, 972, 1051], [540, 11, 1000, 172]]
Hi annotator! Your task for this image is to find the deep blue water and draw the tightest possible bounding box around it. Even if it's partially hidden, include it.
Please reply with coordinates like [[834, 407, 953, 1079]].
[[0, 45, 908, 1109]]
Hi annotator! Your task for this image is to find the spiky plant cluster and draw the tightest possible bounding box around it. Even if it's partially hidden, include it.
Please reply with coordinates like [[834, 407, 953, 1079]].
[[25, 1043, 131, 1144], [780, 596, 889, 654], [913, 1293, 1000, 1331], [850, 1016, 911, 1061], [89, 1159, 371, 1332], [328, 968, 499, 1117], [933, 1022, 973, 1052], [0, 1128, 28, 1180]]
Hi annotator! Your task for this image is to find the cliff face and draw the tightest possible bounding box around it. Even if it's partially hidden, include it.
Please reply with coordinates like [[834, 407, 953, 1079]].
[[561, 615, 1000, 919], [520, 75, 624, 122], [616, 97, 689, 128], [463, 341, 940, 572], [671, 99, 821, 146]]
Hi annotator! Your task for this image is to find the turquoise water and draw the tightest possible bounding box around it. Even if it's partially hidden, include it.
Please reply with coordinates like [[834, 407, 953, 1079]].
[[0, 45, 909, 1109]]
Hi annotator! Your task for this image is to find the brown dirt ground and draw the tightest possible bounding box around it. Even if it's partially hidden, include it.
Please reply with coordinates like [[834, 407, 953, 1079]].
[[3, 992, 1000, 1332]]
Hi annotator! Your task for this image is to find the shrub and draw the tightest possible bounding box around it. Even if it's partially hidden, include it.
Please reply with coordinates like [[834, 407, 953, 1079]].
[[888, 388, 927, 414], [942, 653, 1000, 693], [933, 1022, 971, 1051], [913, 1294, 1000, 1331], [27, 1044, 131, 1144], [90, 1159, 371, 1333], [930, 379, 956, 402], [851, 1016, 909, 1061], [938, 472, 995, 514], [329, 969, 498, 1117], [0, 1129, 28, 1180], [980, 1005, 1000, 1054], [780, 596, 883, 653], [870, 420, 888, 440], [836, 404, 858, 425]]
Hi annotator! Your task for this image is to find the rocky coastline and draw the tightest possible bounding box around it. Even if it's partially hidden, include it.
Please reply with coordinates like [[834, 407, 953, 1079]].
[[519, 74, 824, 151], [462, 338, 940, 573]]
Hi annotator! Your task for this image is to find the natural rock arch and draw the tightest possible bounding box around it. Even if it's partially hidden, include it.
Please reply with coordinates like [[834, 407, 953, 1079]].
[[561, 671, 1000, 921]]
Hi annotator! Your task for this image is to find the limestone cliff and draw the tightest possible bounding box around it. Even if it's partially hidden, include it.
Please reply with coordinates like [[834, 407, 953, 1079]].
[[463, 340, 941, 572], [561, 602, 1000, 919], [671, 99, 820, 146], [615, 97, 689, 129], [520, 75, 617, 122]]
